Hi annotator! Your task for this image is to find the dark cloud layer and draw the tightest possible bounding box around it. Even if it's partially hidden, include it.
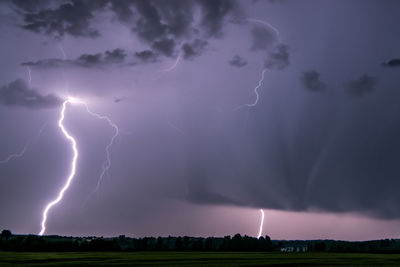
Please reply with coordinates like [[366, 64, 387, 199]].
[[382, 58, 400, 68], [134, 50, 159, 62], [22, 48, 127, 68], [346, 74, 376, 97], [182, 39, 208, 60], [0, 79, 61, 109], [14, 0, 239, 60], [19, 0, 108, 38], [229, 55, 247, 67], [300, 70, 327, 92], [264, 44, 289, 70]]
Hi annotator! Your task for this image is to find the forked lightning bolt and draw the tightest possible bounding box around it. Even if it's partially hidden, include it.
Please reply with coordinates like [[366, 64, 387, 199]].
[[0, 142, 30, 164], [83, 104, 119, 193], [163, 52, 182, 72], [0, 123, 47, 165], [39, 97, 118, 235], [235, 68, 267, 110], [238, 18, 281, 237], [246, 18, 281, 39], [257, 209, 265, 238], [39, 98, 78, 236]]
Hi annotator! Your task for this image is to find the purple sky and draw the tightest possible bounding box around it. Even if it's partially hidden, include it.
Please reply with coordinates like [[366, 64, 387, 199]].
[[1, 0, 400, 240]]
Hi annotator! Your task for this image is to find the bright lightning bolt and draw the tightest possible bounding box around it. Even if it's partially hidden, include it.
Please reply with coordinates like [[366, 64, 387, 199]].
[[39, 97, 119, 235], [257, 209, 265, 239], [39, 98, 78, 236]]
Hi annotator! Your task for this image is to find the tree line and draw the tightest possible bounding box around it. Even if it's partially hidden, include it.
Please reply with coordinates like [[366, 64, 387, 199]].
[[2, 229, 400, 253]]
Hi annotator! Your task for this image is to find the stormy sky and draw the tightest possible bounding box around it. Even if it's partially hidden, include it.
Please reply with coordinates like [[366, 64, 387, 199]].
[[1, 0, 400, 241]]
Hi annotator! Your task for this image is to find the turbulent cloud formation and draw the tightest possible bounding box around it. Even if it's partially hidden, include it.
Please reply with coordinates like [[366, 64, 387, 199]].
[[151, 38, 176, 57], [182, 39, 208, 60], [0, 78, 61, 109], [134, 50, 159, 62], [13, 0, 238, 60], [22, 49, 127, 68], [346, 74, 376, 97], [251, 26, 276, 51], [264, 44, 289, 70], [18, 0, 108, 38], [300, 71, 327, 92], [229, 55, 247, 67], [4, 0, 400, 238], [382, 58, 400, 68], [196, 0, 239, 37]]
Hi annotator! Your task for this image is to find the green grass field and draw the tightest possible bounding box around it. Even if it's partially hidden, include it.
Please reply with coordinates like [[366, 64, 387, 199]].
[[1, 252, 400, 266]]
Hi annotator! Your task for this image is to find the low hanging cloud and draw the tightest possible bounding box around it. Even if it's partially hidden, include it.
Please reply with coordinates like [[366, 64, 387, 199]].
[[0, 78, 61, 109], [382, 58, 400, 68], [17, 0, 108, 38], [264, 44, 289, 70], [181, 39, 208, 60], [22, 48, 128, 69], [229, 55, 247, 67], [345, 74, 376, 97], [300, 70, 327, 92], [134, 50, 159, 63]]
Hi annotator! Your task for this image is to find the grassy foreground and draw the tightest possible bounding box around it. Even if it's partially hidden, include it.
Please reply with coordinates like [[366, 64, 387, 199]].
[[1, 252, 400, 266]]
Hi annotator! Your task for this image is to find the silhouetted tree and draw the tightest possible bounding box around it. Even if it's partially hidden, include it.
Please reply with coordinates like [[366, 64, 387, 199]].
[[1, 230, 12, 241]]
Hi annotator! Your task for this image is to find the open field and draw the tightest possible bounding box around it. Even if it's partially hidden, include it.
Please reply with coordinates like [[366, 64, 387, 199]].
[[1, 252, 400, 266]]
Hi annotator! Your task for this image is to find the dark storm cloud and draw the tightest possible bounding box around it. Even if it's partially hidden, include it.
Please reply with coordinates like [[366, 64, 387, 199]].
[[264, 44, 289, 70], [21, 58, 70, 68], [22, 48, 127, 68], [13, 0, 238, 61], [196, 0, 238, 37], [251, 26, 276, 51], [134, 50, 159, 62], [104, 49, 127, 63], [345, 74, 376, 97], [11, 0, 51, 12], [181, 39, 208, 60], [300, 70, 327, 92], [0, 78, 61, 109], [151, 38, 176, 57], [382, 58, 400, 68], [17, 0, 108, 38], [229, 55, 247, 67]]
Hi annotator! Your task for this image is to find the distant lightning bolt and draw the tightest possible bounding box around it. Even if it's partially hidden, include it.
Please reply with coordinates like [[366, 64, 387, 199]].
[[163, 52, 182, 72], [58, 44, 67, 60], [0, 123, 47, 165], [26, 66, 32, 87], [83, 105, 119, 192], [235, 68, 267, 110], [39, 97, 119, 235], [237, 18, 281, 238], [246, 18, 281, 40], [257, 209, 265, 239], [0, 142, 30, 164]]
